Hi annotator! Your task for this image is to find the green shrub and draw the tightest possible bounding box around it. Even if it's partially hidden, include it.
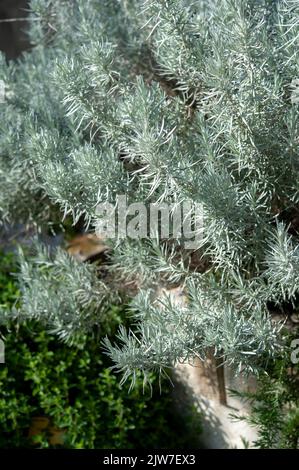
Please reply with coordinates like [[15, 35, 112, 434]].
[[0, 250, 201, 449], [0, 320, 201, 449], [0, 250, 20, 309]]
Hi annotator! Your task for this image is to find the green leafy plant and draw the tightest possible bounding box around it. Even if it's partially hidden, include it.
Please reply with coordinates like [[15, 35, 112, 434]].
[[0, 250, 20, 309], [0, 320, 201, 449], [0, 252, 201, 449]]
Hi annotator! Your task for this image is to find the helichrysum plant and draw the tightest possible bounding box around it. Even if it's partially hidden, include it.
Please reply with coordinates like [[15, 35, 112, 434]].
[[0, 0, 299, 386]]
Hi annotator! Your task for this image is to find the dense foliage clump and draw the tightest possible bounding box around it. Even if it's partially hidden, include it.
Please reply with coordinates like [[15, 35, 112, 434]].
[[0, 250, 201, 448], [0, 1, 299, 385]]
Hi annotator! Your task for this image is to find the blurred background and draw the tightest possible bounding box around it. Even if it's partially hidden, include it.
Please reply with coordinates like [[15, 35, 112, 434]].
[[0, 0, 29, 58]]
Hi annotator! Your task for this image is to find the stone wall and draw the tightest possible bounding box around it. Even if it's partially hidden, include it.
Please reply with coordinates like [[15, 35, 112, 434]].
[[160, 286, 259, 448]]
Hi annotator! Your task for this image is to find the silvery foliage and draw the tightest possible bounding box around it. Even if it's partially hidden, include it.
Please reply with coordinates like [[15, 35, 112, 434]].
[[0, 0, 299, 383], [0, 243, 117, 344]]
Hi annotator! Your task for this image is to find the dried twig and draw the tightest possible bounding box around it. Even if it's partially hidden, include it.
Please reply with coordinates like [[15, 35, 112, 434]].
[[0, 18, 39, 23]]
